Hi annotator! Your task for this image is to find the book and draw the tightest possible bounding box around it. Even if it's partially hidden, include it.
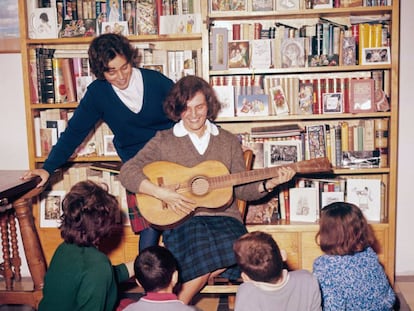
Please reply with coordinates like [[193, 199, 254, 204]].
[[306, 124, 326, 159], [28, 8, 58, 39], [281, 38, 305, 68], [228, 41, 249, 69], [136, 0, 158, 35], [342, 36, 356, 66], [107, 0, 122, 22], [349, 79, 375, 113], [289, 187, 319, 222], [298, 81, 314, 115], [269, 85, 289, 116], [90, 162, 122, 174], [251, 123, 303, 138], [61, 58, 76, 102], [214, 85, 235, 118], [250, 39, 272, 69], [52, 58, 66, 103], [236, 94, 269, 116], [346, 178, 382, 222]]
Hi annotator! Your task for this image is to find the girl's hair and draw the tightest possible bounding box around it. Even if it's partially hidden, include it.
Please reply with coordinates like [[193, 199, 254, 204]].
[[316, 202, 376, 255], [163, 75, 221, 122], [60, 180, 118, 247], [134, 245, 178, 292], [88, 33, 138, 80], [233, 231, 284, 283]]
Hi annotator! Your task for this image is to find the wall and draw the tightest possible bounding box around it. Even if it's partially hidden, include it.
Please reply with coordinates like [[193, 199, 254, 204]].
[[396, 0, 414, 275], [1, 0, 414, 276]]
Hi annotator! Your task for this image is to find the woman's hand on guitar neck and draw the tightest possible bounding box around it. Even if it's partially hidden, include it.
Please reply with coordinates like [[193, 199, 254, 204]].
[[261, 167, 296, 193]]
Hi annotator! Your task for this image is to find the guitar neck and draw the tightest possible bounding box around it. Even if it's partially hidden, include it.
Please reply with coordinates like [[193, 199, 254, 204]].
[[209, 157, 332, 189]]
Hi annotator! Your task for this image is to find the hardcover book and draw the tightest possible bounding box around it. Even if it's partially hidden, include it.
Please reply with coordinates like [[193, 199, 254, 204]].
[[136, 0, 159, 35], [349, 79, 375, 113]]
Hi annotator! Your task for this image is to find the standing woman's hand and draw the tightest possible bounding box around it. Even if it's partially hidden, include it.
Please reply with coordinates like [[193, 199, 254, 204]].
[[21, 168, 50, 187]]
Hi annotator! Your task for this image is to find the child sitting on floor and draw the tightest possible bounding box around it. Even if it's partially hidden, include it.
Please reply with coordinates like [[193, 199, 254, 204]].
[[233, 231, 321, 311]]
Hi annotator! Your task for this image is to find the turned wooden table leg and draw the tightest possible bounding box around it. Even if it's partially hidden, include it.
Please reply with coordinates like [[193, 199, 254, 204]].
[[0, 210, 13, 290], [13, 195, 47, 290], [9, 211, 22, 281]]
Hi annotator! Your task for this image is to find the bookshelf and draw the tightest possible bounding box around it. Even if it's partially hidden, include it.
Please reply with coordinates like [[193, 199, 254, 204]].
[[19, 0, 399, 285], [18, 0, 204, 264], [204, 0, 399, 282]]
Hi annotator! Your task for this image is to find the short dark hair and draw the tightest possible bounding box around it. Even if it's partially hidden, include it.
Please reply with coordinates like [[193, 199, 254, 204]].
[[163, 75, 221, 122], [316, 202, 376, 255], [60, 180, 118, 247], [233, 231, 284, 283], [88, 33, 138, 80], [134, 246, 178, 292]]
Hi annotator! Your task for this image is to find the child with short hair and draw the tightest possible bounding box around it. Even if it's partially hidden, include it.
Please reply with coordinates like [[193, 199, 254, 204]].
[[122, 245, 199, 311], [313, 202, 395, 310], [233, 231, 321, 311]]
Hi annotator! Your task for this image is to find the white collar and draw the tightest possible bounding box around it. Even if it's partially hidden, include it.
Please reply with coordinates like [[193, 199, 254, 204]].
[[248, 269, 290, 292], [173, 119, 219, 137], [112, 68, 143, 113]]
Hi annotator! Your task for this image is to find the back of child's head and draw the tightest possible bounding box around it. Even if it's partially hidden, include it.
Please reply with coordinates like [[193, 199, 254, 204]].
[[134, 245, 178, 292], [60, 180, 118, 247], [317, 201, 376, 256], [233, 231, 283, 283]]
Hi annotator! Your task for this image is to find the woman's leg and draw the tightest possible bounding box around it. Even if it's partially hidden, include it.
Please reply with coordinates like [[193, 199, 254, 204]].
[[139, 226, 161, 251]]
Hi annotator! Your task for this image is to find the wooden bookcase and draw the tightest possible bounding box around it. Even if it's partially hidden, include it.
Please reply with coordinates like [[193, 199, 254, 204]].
[[19, 0, 399, 284]]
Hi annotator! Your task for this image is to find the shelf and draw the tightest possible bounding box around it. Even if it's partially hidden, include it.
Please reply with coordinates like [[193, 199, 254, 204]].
[[208, 6, 392, 20]]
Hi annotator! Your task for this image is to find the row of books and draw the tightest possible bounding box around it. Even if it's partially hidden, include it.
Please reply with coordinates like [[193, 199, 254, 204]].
[[33, 0, 200, 38], [210, 0, 391, 13], [246, 175, 385, 224], [212, 70, 389, 118], [238, 118, 388, 169], [33, 108, 116, 158], [29, 45, 200, 104], [43, 163, 129, 227], [210, 18, 390, 70]]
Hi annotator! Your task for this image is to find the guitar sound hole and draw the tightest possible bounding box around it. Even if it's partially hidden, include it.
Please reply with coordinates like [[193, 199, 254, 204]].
[[191, 177, 210, 196]]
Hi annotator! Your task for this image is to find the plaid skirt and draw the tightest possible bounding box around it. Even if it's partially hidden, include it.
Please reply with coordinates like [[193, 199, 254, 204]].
[[126, 191, 151, 233], [162, 216, 247, 283]]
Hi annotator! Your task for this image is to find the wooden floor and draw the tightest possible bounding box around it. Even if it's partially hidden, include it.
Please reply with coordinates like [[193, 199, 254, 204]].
[[0, 277, 413, 310]]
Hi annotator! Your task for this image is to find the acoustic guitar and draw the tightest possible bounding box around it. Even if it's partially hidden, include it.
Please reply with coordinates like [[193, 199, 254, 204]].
[[136, 157, 332, 227]]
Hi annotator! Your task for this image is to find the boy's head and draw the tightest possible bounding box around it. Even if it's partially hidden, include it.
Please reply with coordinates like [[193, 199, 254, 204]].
[[233, 231, 284, 283], [134, 245, 178, 292]]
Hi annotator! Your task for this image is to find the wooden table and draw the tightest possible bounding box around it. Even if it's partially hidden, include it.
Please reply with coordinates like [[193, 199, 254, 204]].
[[0, 170, 46, 308]]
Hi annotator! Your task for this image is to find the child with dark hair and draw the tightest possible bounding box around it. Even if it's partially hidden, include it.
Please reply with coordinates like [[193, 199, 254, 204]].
[[313, 202, 395, 310], [122, 245, 199, 311], [233, 231, 321, 311], [39, 180, 134, 311]]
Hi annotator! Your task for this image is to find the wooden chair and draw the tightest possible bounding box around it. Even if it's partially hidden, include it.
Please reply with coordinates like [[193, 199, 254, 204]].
[[199, 149, 254, 309], [0, 183, 47, 310]]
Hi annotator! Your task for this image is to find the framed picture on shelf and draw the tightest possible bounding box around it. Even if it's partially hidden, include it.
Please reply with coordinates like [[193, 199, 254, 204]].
[[322, 92, 343, 113], [211, 27, 228, 71], [361, 47, 391, 65], [40, 191, 65, 228], [349, 79, 375, 113], [312, 0, 333, 8], [28, 8, 58, 39], [228, 41, 249, 68], [264, 140, 302, 167], [252, 0, 274, 11], [210, 0, 247, 12], [281, 38, 305, 68]]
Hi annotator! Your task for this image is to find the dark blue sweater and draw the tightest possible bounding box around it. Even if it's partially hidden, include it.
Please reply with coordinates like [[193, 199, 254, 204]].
[[43, 68, 174, 174]]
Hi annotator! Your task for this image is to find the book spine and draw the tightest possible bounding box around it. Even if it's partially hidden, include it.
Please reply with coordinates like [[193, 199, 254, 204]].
[[61, 58, 76, 102], [374, 118, 388, 167], [52, 58, 66, 103], [334, 125, 342, 167]]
